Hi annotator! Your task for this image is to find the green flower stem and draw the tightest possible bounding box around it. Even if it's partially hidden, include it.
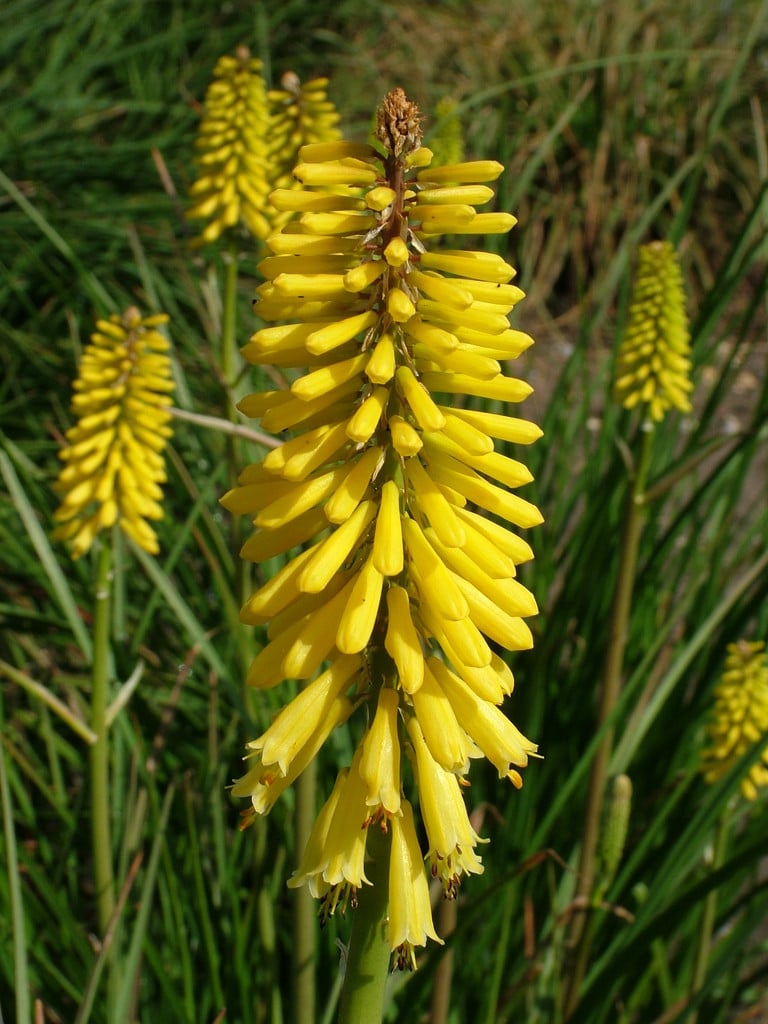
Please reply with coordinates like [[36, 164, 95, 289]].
[[91, 540, 115, 934], [338, 826, 392, 1024], [565, 428, 653, 1017], [689, 811, 730, 1021], [221, 241, 240, 397], [221, 240, 251, 617], [293, 754, 318, 1024]]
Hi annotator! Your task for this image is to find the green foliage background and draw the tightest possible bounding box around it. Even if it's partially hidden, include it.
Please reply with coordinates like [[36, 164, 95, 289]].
[[1, 0, 767, 1021]]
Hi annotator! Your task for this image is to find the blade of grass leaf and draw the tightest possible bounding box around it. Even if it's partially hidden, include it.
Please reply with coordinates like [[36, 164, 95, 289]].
[[610, 546, 768, 773], [128, 540, 232, 683], [0, 168, 113, 311], [113, 784, 177, 1024], [0, 732, 31, 1024], [74, 852, 144, 1024], [0, 450, 93, 661], [0, 658, 96, 745]]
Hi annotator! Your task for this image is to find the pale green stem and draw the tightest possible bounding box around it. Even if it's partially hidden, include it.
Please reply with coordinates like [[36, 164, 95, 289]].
[[221, 242, 240, 398], [565, 428, 653, 1017], [337, 827, 392, 1024], [91, 539, 115, 937], [220, 239, 251, 619], [293, 755, 318, 1024], [689, 811, 730, 1021]]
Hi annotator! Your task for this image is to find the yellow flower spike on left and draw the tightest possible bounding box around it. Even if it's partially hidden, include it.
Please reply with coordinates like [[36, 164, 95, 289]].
[[227, 88, 543, 967], [52, 308, 174, 559]]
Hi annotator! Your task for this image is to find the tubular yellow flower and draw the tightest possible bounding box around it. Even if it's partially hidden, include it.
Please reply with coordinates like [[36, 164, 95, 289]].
[[187, 47, 271, 245], [614, 241, 693, 422], [286, 747, 372, 921], [701, 641, 768, 801], [228, 88, 542, 964], [52, 308, 173, 558], [388, 800, 443, 969]]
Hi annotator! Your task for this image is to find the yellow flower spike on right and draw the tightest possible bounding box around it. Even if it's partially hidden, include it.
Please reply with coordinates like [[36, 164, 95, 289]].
[[614, 240, 693, 422], [701, 641, 768, 801], [225, 87, 543, 968]]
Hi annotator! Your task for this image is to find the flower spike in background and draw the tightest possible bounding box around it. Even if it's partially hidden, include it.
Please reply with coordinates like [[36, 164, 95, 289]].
[[614, 240, 693, 423], [224, 87, 542, 968], [52, 307, 174, 558], [266, 72, 342, 228], [702, 641, 768, 801], [187, 46, 272, 246]]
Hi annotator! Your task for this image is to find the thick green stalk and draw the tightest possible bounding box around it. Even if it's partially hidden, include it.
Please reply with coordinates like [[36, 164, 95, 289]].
[[689, 811, 730, 1021], [293, 754, 318, 1024], [337, 827, 392, 1024], [564, 429, 653, 1017], [91, 540, 115, 936]]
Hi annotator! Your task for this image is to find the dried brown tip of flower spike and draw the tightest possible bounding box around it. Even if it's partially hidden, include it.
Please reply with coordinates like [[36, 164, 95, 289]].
[[376, 87, 423, 158], [235, 44, 251, 64], [280, 70, 301, 95]]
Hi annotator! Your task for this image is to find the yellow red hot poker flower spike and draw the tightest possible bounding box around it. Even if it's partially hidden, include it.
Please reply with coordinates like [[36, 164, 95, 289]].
[[702, 641, 768, 801], [225, 88, 542, 967], [187, 46, 272, 246], [52, 307, 174, 558], [614, 240, 693, 423]]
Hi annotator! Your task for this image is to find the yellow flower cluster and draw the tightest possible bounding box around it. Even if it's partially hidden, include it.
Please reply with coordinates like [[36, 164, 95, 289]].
[[187, 46, 272, 245], [701, 641, 768, 801], [188, 55, 344, 245], [224, 89, 541, 965], [52, 308, 174, 558], [266, 72, 342, 204], [614, 240, 693, 422]]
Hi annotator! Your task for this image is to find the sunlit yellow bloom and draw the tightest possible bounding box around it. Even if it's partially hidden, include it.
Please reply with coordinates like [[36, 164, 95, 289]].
[[614, 241, 693, 422], [388, 801, 443, 969], [701, 641, 768, 801], [228, 88, 542, 964], [52, 308, 173, 558], [406, 716, 485, 895], [359, 687, 402, 816], [187, 47, 271, 245], [286, 747, 372, 920]]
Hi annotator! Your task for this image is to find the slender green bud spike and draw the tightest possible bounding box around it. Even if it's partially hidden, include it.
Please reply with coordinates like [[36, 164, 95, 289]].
[[595, 774, 632, 899], [614, 241, 693, 423]]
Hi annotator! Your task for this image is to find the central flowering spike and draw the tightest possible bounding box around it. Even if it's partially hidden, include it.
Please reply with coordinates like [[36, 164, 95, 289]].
[[224, 89, 542, 966]]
